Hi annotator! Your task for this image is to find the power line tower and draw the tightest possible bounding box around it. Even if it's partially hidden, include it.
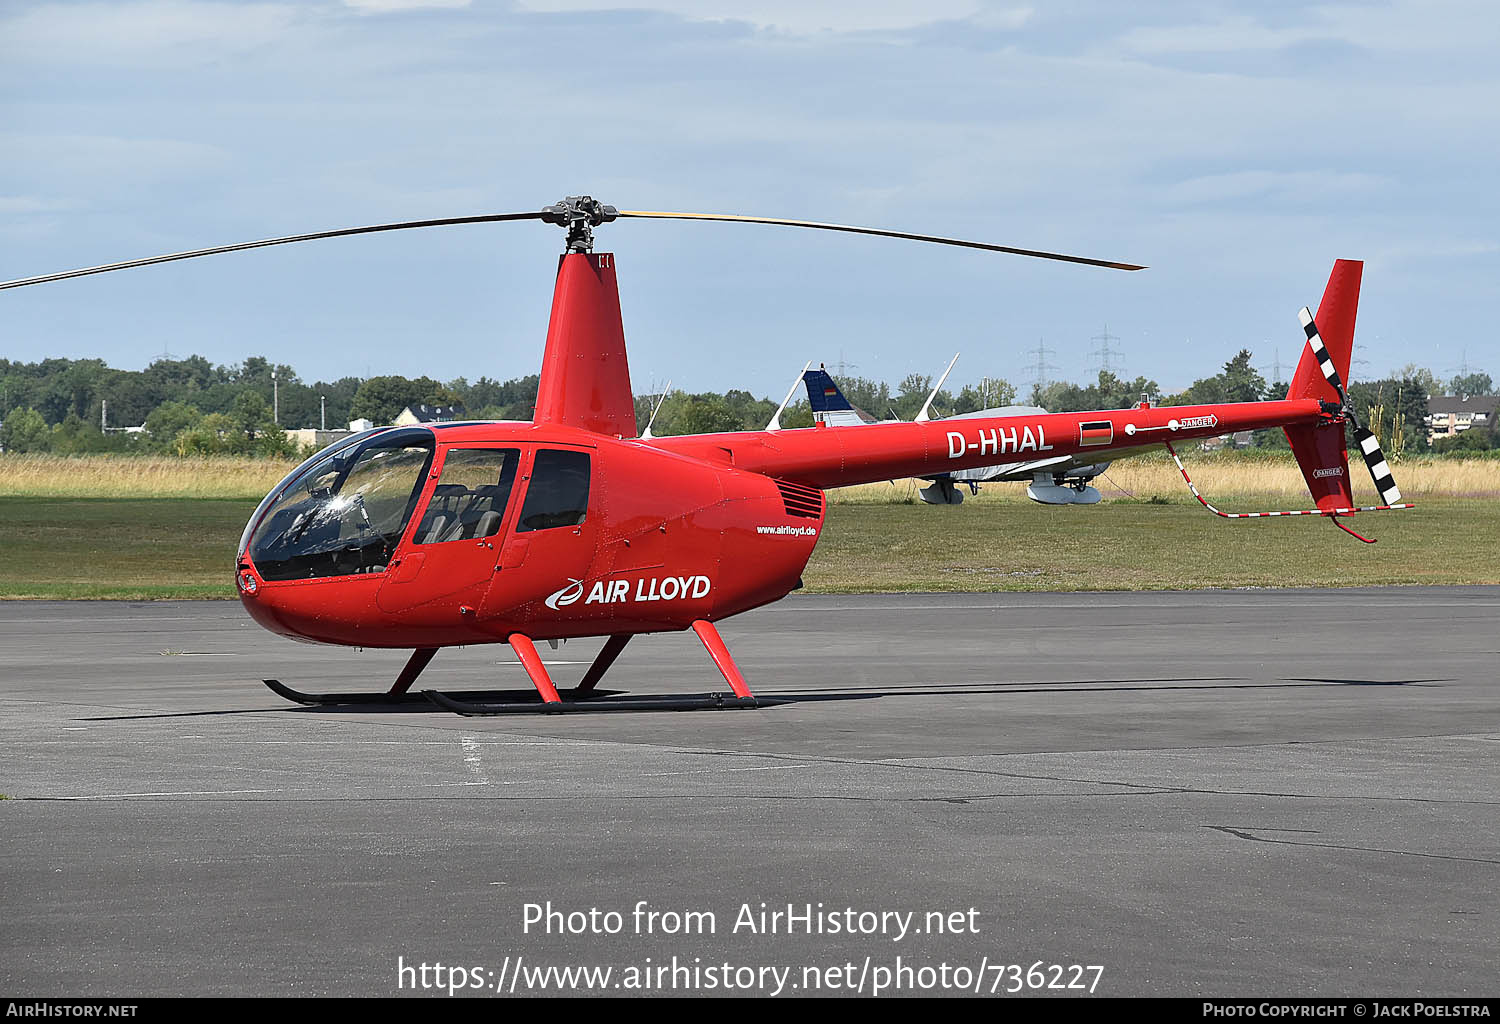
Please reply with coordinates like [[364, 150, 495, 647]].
[[1258, 345, 1292, 384], [832, 349, 859, 378], [1446, 348, 1473, 379], [1022, 338, 1061, 388], [1088, 324, 1124, 375]]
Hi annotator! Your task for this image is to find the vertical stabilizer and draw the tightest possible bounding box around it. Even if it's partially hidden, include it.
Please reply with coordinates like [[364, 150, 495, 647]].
[[1285, 260, 1362, 511], [1287, 260, 1361, 406], [533, 252, 636, 437]]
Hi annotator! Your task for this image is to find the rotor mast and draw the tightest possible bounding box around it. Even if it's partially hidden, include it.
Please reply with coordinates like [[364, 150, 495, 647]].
[[540, 196, 619, 254]]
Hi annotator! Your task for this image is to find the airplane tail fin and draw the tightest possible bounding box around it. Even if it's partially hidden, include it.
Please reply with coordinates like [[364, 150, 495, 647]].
[[803, 367, 877, 426]]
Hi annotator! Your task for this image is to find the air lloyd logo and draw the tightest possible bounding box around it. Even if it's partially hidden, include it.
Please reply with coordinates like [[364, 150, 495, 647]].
[[947, 425, 1054, 459], [1313, 466, 1345, 479], [545, 575, 712, 610]]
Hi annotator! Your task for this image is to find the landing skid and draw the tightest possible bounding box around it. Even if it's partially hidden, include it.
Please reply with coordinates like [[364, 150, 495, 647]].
[[261, 678, 512, 708], [424, 689, 758, 715], [260, 620, 763, 716]]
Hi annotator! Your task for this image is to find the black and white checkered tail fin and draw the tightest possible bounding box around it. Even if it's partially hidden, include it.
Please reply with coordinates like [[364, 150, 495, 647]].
[[1300, 306, 1403, 507]]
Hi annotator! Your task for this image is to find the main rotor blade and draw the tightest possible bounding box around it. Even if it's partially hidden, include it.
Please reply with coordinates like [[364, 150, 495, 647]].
[[0, 211, 547, 291], [616, 210, 1146, 271]]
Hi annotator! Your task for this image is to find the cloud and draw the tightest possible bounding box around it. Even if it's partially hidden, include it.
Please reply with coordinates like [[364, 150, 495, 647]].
[[1162, 170, 1393, 207], [513, 0, 994, 33], [0, 196, 77, 215], [0, 0, 1496, 389], [343, 0, 472, 11], [0, 1, 300, 65]]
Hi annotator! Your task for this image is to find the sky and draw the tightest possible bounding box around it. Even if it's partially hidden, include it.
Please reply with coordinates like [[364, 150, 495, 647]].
[[2, 0, 1497, 399]]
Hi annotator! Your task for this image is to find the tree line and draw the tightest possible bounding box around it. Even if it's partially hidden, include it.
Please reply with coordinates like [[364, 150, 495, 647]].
[[0, 352, 1492, 456]]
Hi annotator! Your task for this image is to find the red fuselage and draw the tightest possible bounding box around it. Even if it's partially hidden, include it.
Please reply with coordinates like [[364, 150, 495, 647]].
[[235, 250, 1335, 651], [236, 398, 1326, 649]]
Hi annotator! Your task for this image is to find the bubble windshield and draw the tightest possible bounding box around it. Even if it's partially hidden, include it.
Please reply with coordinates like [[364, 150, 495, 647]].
[[245, 428, 434, 581]]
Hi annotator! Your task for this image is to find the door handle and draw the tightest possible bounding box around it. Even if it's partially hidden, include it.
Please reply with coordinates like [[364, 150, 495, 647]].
[[499, 536, 530, 569]]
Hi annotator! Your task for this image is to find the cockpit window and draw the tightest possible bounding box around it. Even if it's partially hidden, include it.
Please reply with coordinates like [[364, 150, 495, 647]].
[[414, 448, 519, 544], [516, 449, 591, 532], [246, 430, 434, 581]]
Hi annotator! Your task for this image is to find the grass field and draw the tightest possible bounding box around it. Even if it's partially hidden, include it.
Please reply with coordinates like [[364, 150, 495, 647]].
[[1, 493, 1494, 599], [2, 451, 1496, 597], [0, 455, 292, 499], [827, 449, 1500, 505], [0, 498, 253, 599]]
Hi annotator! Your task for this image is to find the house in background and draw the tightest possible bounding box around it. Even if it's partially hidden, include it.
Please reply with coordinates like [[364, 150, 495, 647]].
[[394, 403, 466, 426], [1425, 395, 1498, 444]]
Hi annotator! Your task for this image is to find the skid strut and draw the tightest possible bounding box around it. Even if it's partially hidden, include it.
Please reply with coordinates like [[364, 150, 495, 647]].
[[508, 633, 563, 704], [576, 633, 631, 694], [691, 619, 754, 699], [424, 625, 759, 715], [263, 647, 440, 706], [265, 631, 761, 715]]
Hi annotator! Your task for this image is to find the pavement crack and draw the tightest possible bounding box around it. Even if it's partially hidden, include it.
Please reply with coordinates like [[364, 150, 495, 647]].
[[1204, 825, 1500, 865]]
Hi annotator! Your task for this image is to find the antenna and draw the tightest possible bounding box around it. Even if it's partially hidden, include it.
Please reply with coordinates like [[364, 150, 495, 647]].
[[1089, 324, 1124, 374], [640, 379, 672, 439], [915, 353, 960, 423], [768, 362, 812, 431]]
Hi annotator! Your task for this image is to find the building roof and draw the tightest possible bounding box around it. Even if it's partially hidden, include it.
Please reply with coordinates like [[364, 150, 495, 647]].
[[398, 403, 467, 423], [1427, 395, 1498, 416]]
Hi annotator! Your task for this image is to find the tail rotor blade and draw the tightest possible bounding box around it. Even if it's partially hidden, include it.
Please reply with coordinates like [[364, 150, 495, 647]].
[[1355, 426, 1402, 506], [1298, 306, 1346, 401]]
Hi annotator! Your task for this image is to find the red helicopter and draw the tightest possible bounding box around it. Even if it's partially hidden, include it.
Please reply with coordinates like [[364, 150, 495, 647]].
[[1, 197, 1410, 713]]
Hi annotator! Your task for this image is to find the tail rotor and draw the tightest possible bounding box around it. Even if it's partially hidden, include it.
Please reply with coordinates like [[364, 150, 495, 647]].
[[1298, 306, 1402, 507]]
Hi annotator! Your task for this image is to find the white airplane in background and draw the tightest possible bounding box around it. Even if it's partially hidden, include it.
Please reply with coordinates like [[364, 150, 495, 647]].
[[767, 356, 1150, 505]]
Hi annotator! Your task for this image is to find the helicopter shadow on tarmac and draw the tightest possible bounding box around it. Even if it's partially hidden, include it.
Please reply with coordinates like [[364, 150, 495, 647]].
[[71, 674, 1438, 722]]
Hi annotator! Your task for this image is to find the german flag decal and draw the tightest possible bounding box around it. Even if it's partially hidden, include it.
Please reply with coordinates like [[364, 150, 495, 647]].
[[1079, 420, 1113, 446]]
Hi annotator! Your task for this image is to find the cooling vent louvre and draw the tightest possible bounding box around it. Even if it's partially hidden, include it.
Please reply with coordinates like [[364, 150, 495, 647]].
[[775, 480, 824, 519]]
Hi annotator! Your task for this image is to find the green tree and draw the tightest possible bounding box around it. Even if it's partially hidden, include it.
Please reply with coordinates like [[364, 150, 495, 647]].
[[1432, 429, 1494, 454], [231, 390, 276, 441], [1034, 371, 1161, 412], [831, 374, 892, 419], [677, 395, 744, 435], [1449, 372, 1494, 398], [143, 401, 204, 449], [1172, 349, 1266, 406], [0, 407, 51, 452], [174, 412, 241, 455], [951, 378, 1017, 414], [349, 375, 459, 425], [1346, 373, 1432, 454]]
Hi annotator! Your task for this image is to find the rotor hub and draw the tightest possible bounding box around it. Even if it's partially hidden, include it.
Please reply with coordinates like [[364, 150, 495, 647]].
[[540, 196, 619, 253]]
